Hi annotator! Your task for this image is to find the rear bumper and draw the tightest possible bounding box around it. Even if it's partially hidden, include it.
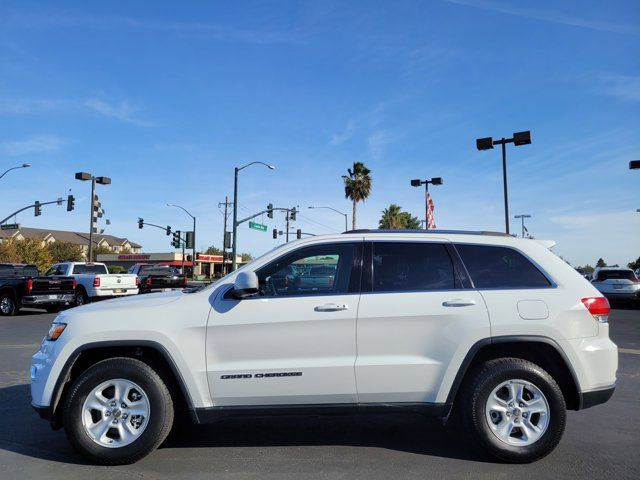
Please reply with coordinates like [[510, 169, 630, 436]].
[[22, 294, 74, 305], [578, 385, 615, 409], [93, 288, 139, 297]]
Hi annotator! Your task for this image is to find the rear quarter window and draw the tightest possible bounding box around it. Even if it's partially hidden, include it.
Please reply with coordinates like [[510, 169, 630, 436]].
[[455, 244, 551, 289]]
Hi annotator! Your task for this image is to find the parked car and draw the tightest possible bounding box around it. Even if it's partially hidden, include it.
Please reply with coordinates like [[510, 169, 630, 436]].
[[591, 267, 640, 307], [0, 263, 76, 315], [127, 264, 187, 293], [31, 230, 617, 465], [45, 262, 138, 306]]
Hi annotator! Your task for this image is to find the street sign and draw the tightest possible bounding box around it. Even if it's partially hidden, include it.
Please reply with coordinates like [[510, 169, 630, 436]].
[[1, 223, 19, 230], [249, 221, 268, 232]]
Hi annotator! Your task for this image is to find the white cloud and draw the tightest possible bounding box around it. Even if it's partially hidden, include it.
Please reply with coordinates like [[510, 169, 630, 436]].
[[445, 0, 640, 36], [593, 73, 640, 103], [329, 120, 357, 146], [0, 135, 66, 156], [83, 99, 154, 127], [368, 130, 399, 161]]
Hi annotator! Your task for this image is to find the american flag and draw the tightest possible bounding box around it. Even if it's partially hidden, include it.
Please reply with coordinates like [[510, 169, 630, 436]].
[[426, 192, 436, 229]]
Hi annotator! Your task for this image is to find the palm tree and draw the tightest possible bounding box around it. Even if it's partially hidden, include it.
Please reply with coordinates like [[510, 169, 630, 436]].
[[379, 204, 404, 229], [343, 162, 372, 230], [379, 204, 421, 229]]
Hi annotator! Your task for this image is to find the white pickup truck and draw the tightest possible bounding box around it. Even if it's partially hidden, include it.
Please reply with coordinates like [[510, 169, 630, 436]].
[[46, 262, 138, 306]]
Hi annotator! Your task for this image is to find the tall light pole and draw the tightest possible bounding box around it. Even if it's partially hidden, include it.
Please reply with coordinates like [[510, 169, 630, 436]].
[[307, 206, 348, 232], [75, 172, 111, 261], [232, 161, 275, 270], [167, 203, 196, 280], [476, 131, 531, 234], [410, 177, 443, 229], [0, 163, 31, 181], [514, 214, 532, 238]]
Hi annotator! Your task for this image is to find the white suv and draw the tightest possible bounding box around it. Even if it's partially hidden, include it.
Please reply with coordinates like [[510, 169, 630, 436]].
[[30, 230, 618, 464]]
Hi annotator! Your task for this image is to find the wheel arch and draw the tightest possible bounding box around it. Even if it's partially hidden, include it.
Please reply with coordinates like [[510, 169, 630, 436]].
[[446, 335, 581, 411], [49, 340, 196, 429]]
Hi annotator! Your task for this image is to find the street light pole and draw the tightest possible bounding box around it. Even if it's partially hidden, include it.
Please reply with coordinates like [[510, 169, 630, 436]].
[[514, 214, 531, 238], [167, 203, 196, 280], [0, 163, 31, 181], [75, 172, 111, 261], [231, 161, 275, 271], [307, 206, 349, 232], [410, 177, 443, 229], [476, 131, 532, 235]]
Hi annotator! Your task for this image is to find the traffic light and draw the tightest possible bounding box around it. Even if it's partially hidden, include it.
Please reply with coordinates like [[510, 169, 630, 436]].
[[290, 207, 297, 221], [296, 229, 302, 239], [34, 201, 41, 217], [138, 218, 144, 229], [172, 230, 181, 248], [267, 203, 273, 219], [185, 231, 194, 249], [166, 226, 171, 236], [66, 195, 75, 212], [272, 228, 278, 239]]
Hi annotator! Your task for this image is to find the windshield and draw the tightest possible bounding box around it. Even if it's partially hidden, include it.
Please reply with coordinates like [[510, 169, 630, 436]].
[[596, 270, 637, 281], [140, 265, 179, 275]]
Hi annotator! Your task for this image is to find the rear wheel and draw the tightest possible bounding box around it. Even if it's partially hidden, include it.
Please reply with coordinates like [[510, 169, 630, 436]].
[[0, 292, 17, 316], [459, 357, 566, 463], [63, 357, 174, 465], [74, 288, 88, 307]]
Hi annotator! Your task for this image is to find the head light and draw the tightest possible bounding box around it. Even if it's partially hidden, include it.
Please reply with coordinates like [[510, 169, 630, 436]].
[[46, 323, 67, 341]]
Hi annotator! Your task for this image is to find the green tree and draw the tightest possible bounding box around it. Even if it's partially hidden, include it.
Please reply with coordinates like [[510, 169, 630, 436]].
[[379, 204, 404, 229], [47, 241, 84, 263], [14, 239, 53, 272], [0, 239, 21, 263], [343, 162, 372, 230], [596, 258, 607, 268], [240, 252, 253, 262], [91, 245, 113, 261], [627, 256, 640, 271], [379, 204, 422, 230], [205, 245, 223, 255]]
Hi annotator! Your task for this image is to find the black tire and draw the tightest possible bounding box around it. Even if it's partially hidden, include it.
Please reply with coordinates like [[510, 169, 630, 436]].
[[63, 357, 174, 465], [459, 357, 566, 463], [45, 305, 61, 314], [74, 287, 89, 307], [0, 292, 17, 316]]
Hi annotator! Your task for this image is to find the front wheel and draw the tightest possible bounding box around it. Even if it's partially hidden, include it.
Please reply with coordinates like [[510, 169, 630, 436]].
[[63, 357, 174, 465], [459, 358, 566, 463], [0, 292, 17, 316]]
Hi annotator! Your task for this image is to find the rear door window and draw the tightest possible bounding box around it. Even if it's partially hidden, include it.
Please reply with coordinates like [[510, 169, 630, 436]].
[[371, 242, 458, 292], [455, 244, 551, 289], [72, 264, 109, 274]]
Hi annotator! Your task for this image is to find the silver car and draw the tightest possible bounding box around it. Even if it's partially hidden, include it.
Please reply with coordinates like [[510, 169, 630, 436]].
[[592, 267, 640, 306]]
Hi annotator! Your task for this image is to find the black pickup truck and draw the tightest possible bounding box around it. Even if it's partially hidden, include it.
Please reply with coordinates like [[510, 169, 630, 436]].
[[0, 263, 76, 315], [127, 264, 187, 294]]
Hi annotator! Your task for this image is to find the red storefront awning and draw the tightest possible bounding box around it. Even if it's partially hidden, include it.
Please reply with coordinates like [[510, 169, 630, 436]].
[[159, 261, 193, 267]]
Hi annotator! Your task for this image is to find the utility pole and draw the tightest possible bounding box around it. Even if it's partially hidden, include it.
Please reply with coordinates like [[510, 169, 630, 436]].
[[285, 209, 290, 243], [218, 196, 232, 276]]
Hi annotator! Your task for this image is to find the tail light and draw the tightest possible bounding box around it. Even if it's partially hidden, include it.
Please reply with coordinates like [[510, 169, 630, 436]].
[[135, 276, 139, 286], [26, 278, 33, 293], [183, 276, 188, 286], [146, 277, 152, 286], [93, 277, 101, 288], [72, 279, 77, 289], [581, 297, 610, 323]]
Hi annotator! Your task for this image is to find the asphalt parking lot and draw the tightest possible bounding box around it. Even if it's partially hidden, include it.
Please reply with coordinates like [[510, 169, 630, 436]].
[[1, 309, 638, 480]]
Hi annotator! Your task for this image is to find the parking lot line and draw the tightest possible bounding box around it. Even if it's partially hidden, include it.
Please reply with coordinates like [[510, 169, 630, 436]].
[[619, 348, 640, 356]]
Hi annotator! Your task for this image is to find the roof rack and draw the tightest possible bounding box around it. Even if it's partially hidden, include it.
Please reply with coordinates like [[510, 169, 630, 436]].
[[342, 229, 512, 237]]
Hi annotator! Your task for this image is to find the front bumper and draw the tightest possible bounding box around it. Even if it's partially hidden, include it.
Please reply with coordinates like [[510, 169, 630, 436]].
[[22, 294, 74, 306]]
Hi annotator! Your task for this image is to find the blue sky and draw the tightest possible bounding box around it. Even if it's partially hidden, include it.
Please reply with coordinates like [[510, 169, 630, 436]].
[[1, 0, 638, 266]]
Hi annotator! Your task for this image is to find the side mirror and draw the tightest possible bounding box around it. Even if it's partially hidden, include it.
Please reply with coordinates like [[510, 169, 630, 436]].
[[231, 271, 259, 299]]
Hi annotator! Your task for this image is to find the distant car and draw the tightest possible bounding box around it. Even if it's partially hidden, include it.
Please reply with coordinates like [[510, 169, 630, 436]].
[[0, 263, 76, 315], [46, 262, 138, 306], [591, 267, 640, 307], [127, 264, 187, 293]]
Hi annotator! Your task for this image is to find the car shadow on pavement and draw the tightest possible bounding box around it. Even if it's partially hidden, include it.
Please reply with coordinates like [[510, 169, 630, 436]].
[[0, 383, 490, 465]]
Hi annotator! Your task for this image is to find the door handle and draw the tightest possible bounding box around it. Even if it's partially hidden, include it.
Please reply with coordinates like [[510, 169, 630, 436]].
[[442, 299, 476, 307], [314, 303, 349, 312]]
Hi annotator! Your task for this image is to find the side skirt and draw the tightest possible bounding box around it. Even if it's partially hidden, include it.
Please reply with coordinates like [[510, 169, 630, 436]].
[[192, 402, 452, 424]]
